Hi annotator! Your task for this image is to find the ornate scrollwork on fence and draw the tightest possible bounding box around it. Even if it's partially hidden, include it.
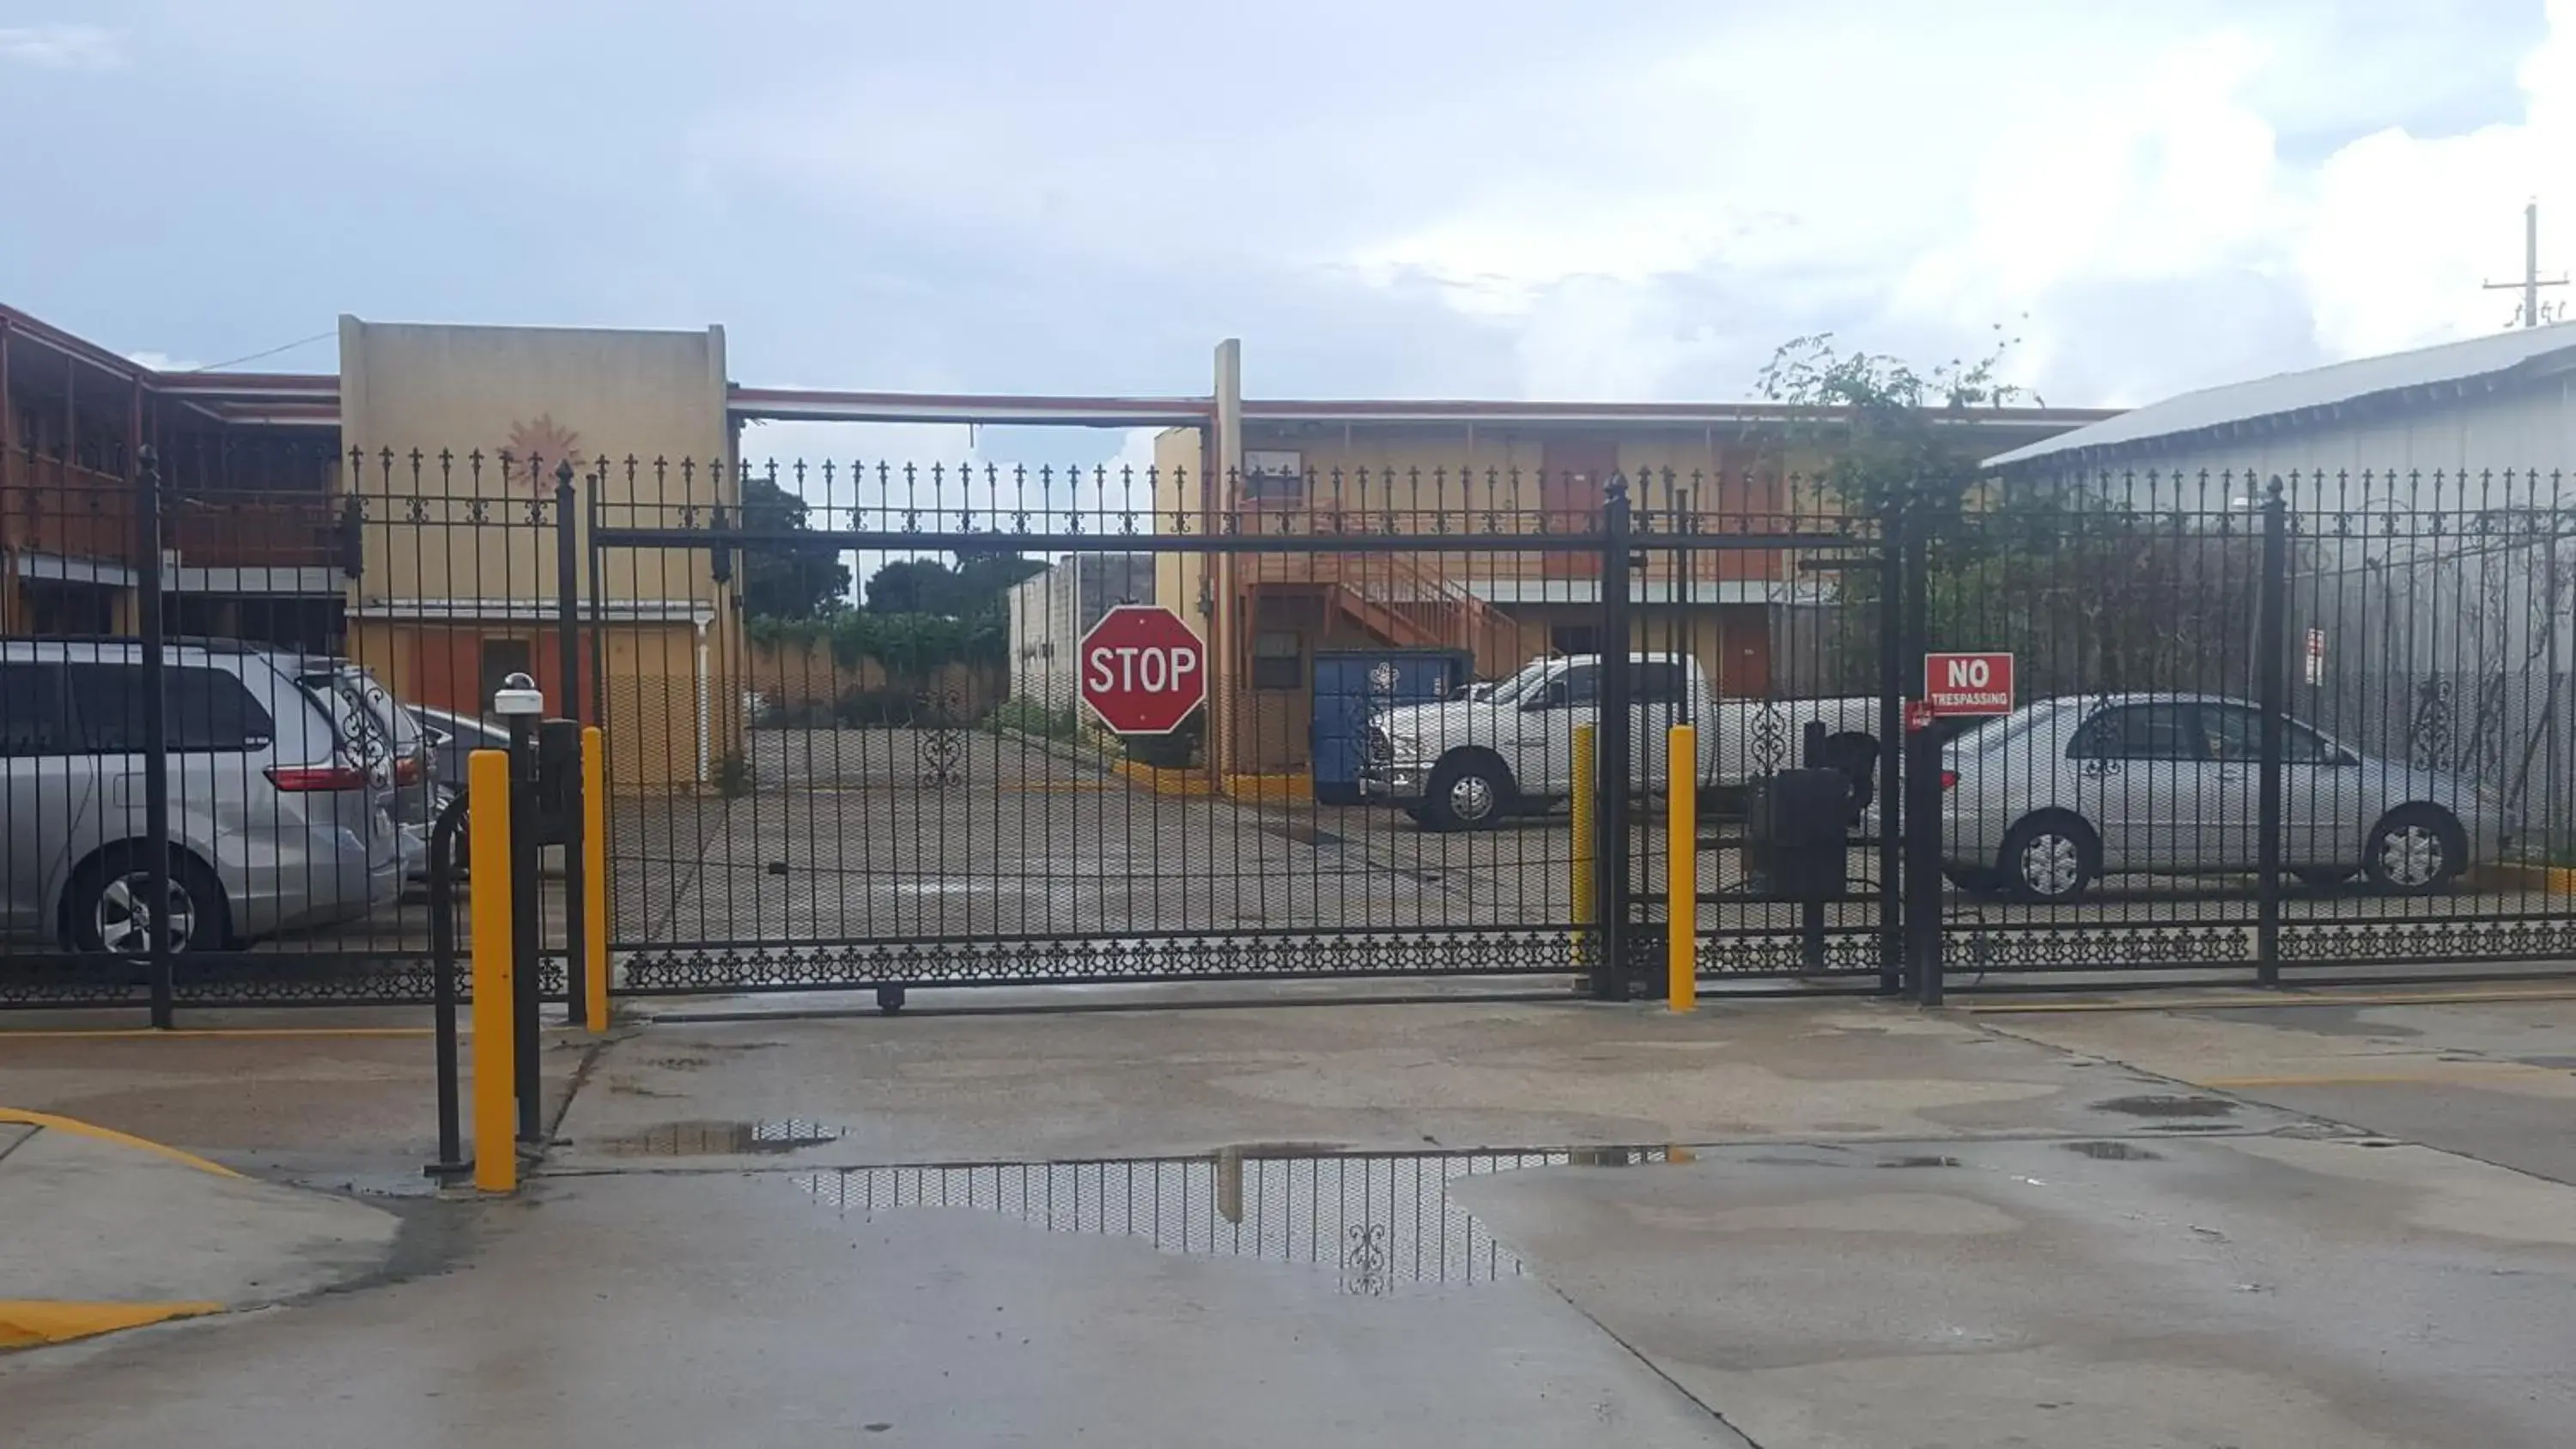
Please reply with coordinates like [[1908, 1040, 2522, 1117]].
[[914, 681, 970, 789]]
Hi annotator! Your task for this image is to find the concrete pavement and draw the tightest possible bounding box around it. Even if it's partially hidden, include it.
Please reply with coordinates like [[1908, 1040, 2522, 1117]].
[[5, 987, 2576, 1444], [0, 1107, 399, 1349]]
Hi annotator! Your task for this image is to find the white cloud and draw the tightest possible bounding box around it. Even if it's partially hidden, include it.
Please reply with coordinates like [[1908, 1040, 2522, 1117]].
[[0, 24, 122, 70], [125, 349, 204, 373]]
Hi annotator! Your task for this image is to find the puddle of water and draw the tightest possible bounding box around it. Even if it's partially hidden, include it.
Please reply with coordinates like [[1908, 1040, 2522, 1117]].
[[1873, 1155, 1963, 1169], [2062, 1140, 2164, 1161], [793, 1145, 1680, 1295], [590, 1119, 850, 1156], [2094, 1094, 2238, 1119]]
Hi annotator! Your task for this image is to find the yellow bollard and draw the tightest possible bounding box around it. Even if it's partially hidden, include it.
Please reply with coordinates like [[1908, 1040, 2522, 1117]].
[[467, 749, 517, 1194], [1667, 725, 1698, 1012], [581, 726, 610, 1035], [1571, 722, 1596, 969]]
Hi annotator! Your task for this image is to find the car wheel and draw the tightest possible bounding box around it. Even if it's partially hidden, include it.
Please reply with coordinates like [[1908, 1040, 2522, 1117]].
[[69, 848, 230, 955], [2000, 815, 2096, 904], [1423, 755, 1512, 832], [2363, 807, 2464, 896], [1945, 866, 2006, 897]]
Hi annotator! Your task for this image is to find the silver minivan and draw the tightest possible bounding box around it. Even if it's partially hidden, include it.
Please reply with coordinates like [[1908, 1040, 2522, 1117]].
[[1941, 693, 2512, 902], [0, 640, 407, 953]]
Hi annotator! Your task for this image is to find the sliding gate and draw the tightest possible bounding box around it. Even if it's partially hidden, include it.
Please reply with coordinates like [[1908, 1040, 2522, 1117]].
[[587, 458, 1883, 998]]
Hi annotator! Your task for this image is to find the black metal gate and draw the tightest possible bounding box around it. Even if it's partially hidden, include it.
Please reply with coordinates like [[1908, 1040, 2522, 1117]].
[[587, 458, 1877, 999]]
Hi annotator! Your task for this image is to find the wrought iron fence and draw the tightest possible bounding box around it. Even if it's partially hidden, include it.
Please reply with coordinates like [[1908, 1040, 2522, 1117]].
[[7, 446, 2573, 1021]]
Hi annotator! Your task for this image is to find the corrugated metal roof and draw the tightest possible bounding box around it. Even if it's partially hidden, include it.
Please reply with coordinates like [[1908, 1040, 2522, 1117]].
[[1986, 324, 2576, 470]]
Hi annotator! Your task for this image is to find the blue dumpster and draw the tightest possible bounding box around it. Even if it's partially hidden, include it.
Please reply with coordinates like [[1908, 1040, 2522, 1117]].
[[1310, 649, 1473, 804]]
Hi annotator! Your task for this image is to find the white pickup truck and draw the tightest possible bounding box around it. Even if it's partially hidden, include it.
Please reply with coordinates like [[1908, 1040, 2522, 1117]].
[[1358, 653, 1884, 830]]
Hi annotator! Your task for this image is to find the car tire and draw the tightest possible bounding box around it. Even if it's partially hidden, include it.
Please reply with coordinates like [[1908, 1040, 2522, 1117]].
[[2362, 807, 2465, 896], [1422, 755, 1513, 832], [1999, 815, 2097, 905], [67, 847, 231, 956], [1945, 866, 2006, 897]]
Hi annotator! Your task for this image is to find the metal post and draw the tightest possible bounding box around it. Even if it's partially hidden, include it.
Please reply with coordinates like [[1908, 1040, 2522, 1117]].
[[1667, 724, 1698, 1011], [1901, 487, 1942, 1004], [467, 750, 517, 1194], [1592, 480, 1634, 1000], [581, 725, 610, 1033], [555, 463, 588, 1027], [1876, 494, 1905, 995], [426, 792, 470, 1181], [507, 711, 542, 1141], [135, 446, 174, 1028], [2256, 478, 2289, 985], [1800, 719, 1829, 975], [1571, 721, 1596, 974]]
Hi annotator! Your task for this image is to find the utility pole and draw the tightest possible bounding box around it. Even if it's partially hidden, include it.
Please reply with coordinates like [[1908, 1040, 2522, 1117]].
[[2483, 200, 2569, 328]]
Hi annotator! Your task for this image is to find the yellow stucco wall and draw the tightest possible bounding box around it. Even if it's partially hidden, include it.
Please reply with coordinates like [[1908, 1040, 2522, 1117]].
[[337, 316, 733, 605], [337, 318, 743, 790]]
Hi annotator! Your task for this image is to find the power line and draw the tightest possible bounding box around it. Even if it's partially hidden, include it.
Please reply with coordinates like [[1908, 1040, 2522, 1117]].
[[181, 330, 336, 373]]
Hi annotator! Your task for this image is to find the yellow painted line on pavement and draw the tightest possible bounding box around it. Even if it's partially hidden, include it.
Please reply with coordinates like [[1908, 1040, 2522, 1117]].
[[0, 1300, 222, 1349], [0, 1108, 242, 1179], [1964, 987, 2576, 1015], [0, 1027, 434, 1040]]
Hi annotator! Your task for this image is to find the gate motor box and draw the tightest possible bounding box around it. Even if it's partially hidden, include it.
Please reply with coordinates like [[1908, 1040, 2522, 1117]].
[[1744, 767, 1850, 901], [533, 718, 583, 847]]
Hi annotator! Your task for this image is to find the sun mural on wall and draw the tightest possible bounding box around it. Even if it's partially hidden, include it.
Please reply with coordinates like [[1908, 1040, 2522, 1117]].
[[502, 415, 584, 490]]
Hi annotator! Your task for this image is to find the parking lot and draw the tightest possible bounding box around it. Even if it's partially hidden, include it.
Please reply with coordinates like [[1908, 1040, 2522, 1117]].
[[562, 725, 2572, 979]]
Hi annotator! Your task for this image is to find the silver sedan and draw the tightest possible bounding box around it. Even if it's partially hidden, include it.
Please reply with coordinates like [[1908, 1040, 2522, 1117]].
[[1939, 694, 2512, 903]]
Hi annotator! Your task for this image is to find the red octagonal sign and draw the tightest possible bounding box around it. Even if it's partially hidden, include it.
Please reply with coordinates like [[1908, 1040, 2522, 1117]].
[[1079, 604, 1207, 736]]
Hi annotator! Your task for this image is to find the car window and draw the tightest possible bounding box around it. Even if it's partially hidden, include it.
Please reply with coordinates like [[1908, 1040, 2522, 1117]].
[[0, 664, 70, 756], [2199, 705, 2337, 764], [1628, 662, 1688, 703], [68, 664, 276, 753], [2067, 704, 2202, 761], [1553, 664, 1599, 707]]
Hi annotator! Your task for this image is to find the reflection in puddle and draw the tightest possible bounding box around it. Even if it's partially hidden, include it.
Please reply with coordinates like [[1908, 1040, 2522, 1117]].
[[793, 1146, 1675, 1294], [592, 1119, 850, 1156]]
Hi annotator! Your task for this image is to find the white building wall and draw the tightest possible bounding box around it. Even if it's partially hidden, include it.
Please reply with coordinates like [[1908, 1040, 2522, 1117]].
[[1007, 555, 1156, 712]]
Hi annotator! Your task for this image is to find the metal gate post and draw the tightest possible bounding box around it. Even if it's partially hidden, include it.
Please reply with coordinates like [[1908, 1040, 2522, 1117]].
[[553, 462, 588, 1027], [2255, 477, 2289, 985], [134, 447, 176, 1028], [1900, 486, 1943, 1004], [1591, 479, 1634, 1000], [1876, 493, 1906, 996]]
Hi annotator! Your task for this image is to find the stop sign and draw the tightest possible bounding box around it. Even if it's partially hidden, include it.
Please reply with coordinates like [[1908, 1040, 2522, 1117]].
[[1078, 605, 1207, 736]]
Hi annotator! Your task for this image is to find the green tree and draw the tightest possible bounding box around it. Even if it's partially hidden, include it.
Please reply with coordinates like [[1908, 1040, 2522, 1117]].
[[738, 472, 853, 619], [1755, 330, 2269, 698]]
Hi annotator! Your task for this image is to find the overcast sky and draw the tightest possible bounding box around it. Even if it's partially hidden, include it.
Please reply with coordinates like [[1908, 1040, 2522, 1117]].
[[3, 0, 2568, 468]]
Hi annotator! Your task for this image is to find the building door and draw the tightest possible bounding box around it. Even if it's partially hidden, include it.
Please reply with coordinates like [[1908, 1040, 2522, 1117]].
[[1539, 439, 1616, 579]]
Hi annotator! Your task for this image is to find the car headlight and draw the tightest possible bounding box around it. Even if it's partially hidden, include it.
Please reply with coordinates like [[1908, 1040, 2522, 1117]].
[[1386, 736, 1423, 762]]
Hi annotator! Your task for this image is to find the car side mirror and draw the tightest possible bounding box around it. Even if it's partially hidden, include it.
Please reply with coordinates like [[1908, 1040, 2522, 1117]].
[[1525, 686, 1564, 711]]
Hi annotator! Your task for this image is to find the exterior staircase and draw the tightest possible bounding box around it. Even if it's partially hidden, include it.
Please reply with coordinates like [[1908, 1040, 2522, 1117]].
[[1329, 554, 1529, 673]]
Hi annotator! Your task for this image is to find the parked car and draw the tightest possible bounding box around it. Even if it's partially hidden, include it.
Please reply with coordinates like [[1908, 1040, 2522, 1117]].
[[1360, 653, 1883, 830], [413, 705, 514, 820], [292, 658, 434, 874], [0, 639, 407, 954], [1940, 693, 2512, 902]]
